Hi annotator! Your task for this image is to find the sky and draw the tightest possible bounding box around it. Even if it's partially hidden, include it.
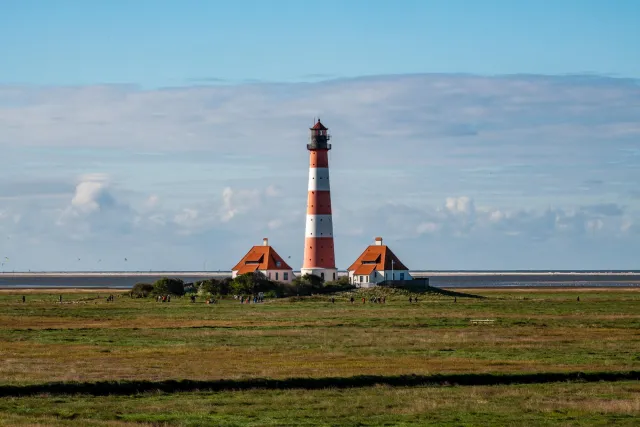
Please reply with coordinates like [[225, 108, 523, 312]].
[[1, 1, 639, 271]]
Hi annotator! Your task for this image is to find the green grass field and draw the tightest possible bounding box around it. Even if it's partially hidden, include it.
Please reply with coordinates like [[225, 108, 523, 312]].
[[0, 287, 638, 425]]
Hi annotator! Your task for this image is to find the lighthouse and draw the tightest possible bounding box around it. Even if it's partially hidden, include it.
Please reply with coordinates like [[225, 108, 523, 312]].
[[301, 119, 337, 282]]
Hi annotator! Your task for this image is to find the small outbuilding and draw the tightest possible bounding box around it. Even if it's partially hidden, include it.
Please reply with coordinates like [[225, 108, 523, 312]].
[[347, 237, 412, 287], [232, 238, 294, 283]]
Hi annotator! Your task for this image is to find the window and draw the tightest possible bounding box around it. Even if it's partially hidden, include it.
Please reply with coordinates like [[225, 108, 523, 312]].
[[359, 275, 363, 282], [333, 272, 336, 280], [321, 272, 325, 280], [276, 261, 281, 267], [268, 272, 271, 279], [284, 272, 289, 281], [366, 276, 369, 283], [400, 273, 405, 280], [275, 272, 279, 281]]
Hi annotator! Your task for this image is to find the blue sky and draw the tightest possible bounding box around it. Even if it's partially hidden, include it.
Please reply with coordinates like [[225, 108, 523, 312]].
[[1, 1, 639, 271], [2, 0, 639, 86]]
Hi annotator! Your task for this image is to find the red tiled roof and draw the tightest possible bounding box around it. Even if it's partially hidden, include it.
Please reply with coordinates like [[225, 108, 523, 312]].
[[353, 264, 376, 275], [232, 244, 292, 272], [311, 119, 327, 130], [361, 253, 380, 263], [347, 244, 409, 272], [235, 264, 260, 275]]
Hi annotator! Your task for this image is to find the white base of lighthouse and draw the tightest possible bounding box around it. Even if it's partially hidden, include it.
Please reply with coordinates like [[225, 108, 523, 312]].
[[300, 268, 337, 282]]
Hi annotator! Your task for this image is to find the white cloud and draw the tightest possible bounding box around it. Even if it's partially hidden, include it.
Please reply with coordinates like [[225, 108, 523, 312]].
[[416, 222, 440, 234], [1, 74, 640, 270], [445, 196, 475, 215], [70, 175, 113, 214], [145, 195, 160, 209], [267, 219, 283, 230]]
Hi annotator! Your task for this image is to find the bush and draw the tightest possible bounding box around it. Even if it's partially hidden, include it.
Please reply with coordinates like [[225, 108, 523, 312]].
[[321, 280, 355, 294], [263, 290, 278, 299], [290, 274, 325, 296], [152, 277, 185, 296], [231, 272, 279, 295], [196, 278, 232, 296], [131, 282, 153, 297]]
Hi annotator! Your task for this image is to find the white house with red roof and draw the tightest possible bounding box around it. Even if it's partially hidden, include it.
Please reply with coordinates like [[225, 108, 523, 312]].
[[347, 237, 412, 287], [231, 238, 294, 283]]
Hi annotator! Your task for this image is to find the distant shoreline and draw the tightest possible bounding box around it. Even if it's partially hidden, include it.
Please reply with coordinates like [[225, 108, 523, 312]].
[[2, 270, 640, 277], [1, 286, 639, 293], [2, 271, 640, 290]]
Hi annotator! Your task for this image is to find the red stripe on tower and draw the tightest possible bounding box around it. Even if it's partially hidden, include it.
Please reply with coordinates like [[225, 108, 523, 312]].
[[301, 119, 337, 282]]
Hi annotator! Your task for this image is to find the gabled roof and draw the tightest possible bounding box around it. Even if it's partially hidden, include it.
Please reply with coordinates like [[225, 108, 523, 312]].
[[232, 244, 292, 274], [311, 119, 327, 130], [235, 264, 259, 276], [353, 264, 377, 275], [347, 243, 409, 272]]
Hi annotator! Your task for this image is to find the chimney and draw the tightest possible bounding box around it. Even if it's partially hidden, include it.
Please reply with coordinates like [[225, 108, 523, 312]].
[[374, 237, 383, 246], [263, 238, 269, 246]]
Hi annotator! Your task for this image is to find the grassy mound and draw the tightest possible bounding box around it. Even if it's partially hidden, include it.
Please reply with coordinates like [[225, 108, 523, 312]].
[[275, 285, 483, 302], [346, 285, 483, 300]]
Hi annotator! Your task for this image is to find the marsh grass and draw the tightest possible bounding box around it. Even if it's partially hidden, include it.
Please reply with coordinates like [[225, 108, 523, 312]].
[[0, 289, 638, 384], [0, 381, 638, 426], [0, 288, 638, 424]]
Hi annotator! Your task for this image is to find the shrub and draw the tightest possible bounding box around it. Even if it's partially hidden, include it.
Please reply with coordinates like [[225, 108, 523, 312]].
[[290, 274, 325, 296], [131, 282, 153, 297], [152, 277, 185, 296], [321, 280, 355, 294], [197, 278, 233, 296], [263, 290, 278, 299], [231, 272, 279, 295]]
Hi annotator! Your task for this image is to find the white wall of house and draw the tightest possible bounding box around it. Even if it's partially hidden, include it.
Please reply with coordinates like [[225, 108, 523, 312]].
[[348, 270, 379, 287], [380, 269, 412, 281], [263, 269, 294, 283], [231, 269, 294, 283], [300, 268, 337, 282], [348, 269, 412, 287]]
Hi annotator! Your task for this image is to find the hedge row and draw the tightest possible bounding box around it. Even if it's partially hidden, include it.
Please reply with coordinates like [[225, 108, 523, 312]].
[[1, 371, 637, 397]]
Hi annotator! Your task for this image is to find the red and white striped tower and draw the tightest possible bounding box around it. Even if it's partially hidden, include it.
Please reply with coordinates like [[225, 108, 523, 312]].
[[301, 118, 337, 282]]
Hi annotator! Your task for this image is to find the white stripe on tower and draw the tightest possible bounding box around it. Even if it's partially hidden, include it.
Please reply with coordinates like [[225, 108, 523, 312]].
[[307, 167, 331, 191], [305, 214, 333, 237]]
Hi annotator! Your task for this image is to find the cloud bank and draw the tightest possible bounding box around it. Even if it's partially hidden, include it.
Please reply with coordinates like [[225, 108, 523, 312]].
[[0, 74, 639, 271]]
